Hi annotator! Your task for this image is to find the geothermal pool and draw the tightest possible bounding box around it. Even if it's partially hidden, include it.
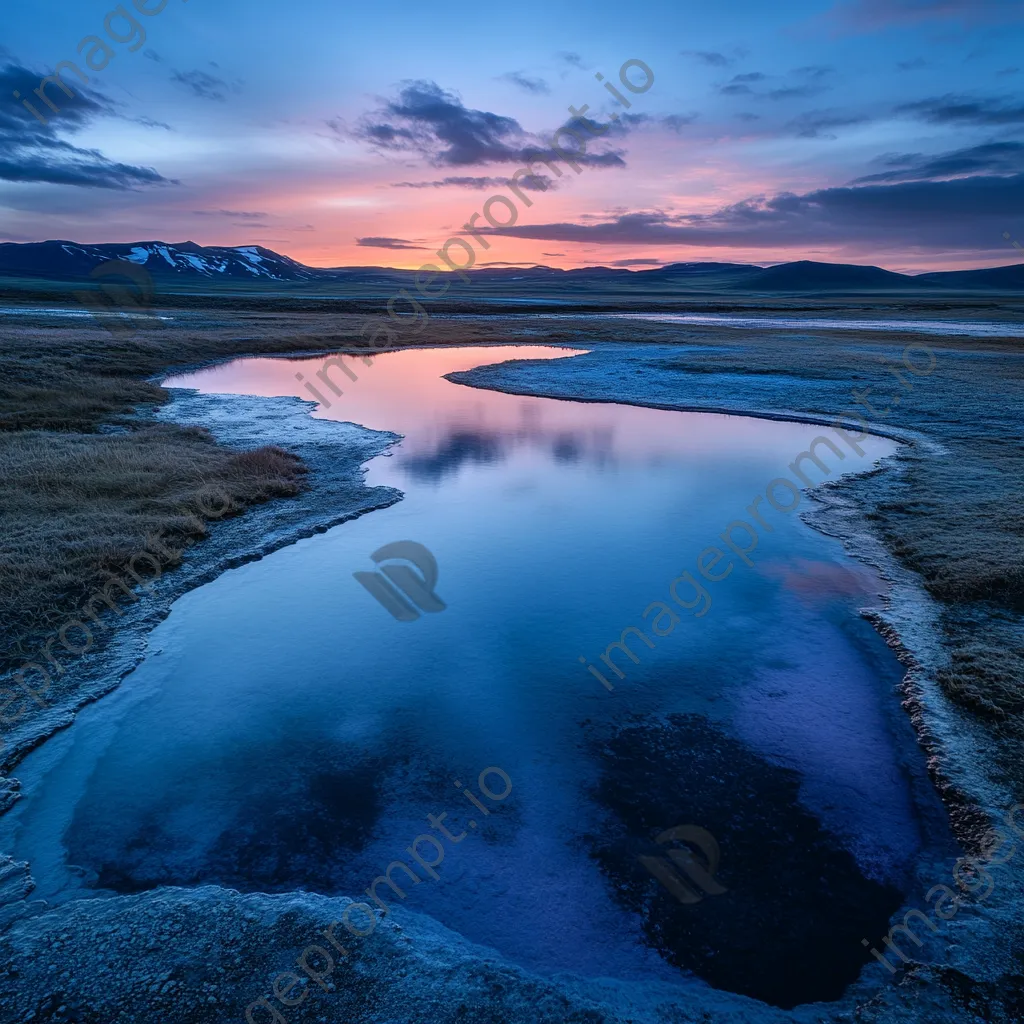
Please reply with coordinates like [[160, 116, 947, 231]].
[[0, 345, 948, 1008]]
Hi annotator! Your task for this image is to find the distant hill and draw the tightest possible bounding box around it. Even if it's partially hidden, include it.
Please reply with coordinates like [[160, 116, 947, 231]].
[[644, 261, 761, 278], [734, 260, 931, 292], [640, 262, 763, 287], [0, 243, 768, 289], [0, 240, 1020, 295], [917, 263, 1024, 291]]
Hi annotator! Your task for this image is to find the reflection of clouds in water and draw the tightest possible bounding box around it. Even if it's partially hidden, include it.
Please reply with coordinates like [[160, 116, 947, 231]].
[[399, 420, 617, 481], [552, 433, 583, 463], [402, 430, 505, 481]]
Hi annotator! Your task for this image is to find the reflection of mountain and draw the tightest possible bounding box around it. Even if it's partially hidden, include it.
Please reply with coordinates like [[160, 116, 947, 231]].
[[399, 423, 614, 482]]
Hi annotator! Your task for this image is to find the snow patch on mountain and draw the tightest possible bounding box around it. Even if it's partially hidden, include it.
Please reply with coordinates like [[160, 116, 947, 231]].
[[0, 240, 323, 282]]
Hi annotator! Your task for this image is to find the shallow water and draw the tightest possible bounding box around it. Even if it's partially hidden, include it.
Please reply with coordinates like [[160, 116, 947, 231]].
[[443, 311, 1024, 337], [0, 306, 174, 321], [1, 345, 945, 1007]]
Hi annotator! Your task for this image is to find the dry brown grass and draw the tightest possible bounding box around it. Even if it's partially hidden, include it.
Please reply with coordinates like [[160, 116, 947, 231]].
[[0, 313, 343, 674], [0, 361, 166, 432], [0, 424, 305, 670]]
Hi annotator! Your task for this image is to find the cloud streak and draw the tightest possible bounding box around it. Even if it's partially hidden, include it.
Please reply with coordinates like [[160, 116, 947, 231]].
[[499, 71, 550, 95], [682, 50, 734, 67], [171, 68, 230, 102], [851, 141, 1024, 183], [719, 68, 833, 102], [833, 0, 1024, 28], [356, 236, 428, 250], [787, 108, 873, 138], [897, 93, 1024, 125], [192, 209, 268, 220], [390, 174, 552, 191]]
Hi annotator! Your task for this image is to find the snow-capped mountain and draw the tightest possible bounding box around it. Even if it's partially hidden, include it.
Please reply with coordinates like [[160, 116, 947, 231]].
[[1, 239, 1020, 292], [0, 240, 321, 281]]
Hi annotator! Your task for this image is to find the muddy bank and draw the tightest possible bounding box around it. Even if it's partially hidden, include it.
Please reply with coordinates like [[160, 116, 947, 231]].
[[0, 845, 1020, 1023], [1, 872, 1020, 1023]]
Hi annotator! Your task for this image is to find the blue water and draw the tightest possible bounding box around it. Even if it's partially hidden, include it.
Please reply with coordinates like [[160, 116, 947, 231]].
[[0, 345, 943, 1007]]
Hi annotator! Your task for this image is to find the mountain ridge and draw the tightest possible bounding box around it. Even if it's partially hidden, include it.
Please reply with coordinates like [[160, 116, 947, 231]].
[[0, 239, 1020, 293]]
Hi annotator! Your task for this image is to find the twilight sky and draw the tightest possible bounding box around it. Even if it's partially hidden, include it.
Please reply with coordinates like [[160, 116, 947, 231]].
[[2, 0, 1024, 271]]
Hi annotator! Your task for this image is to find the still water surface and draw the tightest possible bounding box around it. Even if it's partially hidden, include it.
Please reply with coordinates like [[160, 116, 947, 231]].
[[2, 346, 942, 1007]]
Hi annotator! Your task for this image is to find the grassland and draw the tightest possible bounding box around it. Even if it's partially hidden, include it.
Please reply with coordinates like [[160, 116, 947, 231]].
[[0, 309, 349, 676], [0, 428, 305, 668]]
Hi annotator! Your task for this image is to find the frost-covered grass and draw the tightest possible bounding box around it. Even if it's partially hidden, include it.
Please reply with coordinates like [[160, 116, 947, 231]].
[[0, 307, 523, 671]]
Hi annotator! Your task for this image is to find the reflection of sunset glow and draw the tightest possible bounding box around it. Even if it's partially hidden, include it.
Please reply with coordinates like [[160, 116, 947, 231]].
[[166, 345, 898, 472], [761, 558, 882, 604]]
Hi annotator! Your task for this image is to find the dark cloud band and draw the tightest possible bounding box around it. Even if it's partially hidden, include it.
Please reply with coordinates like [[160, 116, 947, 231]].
[[471, 172, 1024, 252], [0, 61, 172, 189]]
